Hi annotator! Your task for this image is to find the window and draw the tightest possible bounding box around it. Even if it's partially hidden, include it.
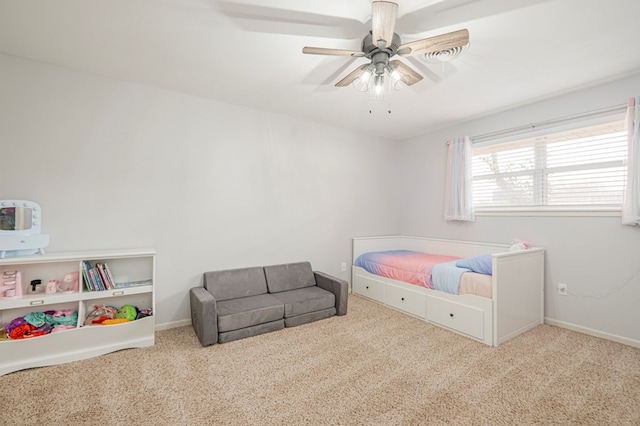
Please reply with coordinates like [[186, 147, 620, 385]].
[[472, 119, 627, 212]]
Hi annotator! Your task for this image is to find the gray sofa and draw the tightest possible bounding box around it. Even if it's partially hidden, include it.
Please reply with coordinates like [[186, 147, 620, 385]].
[[190, 261, 348, 346]]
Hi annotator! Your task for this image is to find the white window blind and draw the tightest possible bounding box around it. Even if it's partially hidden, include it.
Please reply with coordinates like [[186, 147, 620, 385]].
[[472, 120, 627, 210]]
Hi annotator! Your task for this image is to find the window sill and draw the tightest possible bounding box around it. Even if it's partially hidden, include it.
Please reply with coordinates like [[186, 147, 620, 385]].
[[475, 207, 622, 217]]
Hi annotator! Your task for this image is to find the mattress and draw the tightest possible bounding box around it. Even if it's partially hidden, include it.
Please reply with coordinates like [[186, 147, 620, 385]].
[[458, 271, 493, 298]]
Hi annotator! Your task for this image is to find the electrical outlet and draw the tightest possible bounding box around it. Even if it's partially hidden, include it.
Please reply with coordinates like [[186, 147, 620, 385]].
[[341, 262, 347, 272], [557, 283, 568, 296]]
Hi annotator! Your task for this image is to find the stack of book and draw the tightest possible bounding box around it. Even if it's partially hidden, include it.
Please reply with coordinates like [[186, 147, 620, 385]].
[[81, 261, 116, 291]]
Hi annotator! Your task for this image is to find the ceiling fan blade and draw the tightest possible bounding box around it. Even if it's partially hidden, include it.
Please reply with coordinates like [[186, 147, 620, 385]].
[[396, 29, 469, 57], [302, 46, 365, 57], [389, 60, 423, 86], [371, 1, 398, 48], [216, 1, 366, 39], [335, 64, 370, 87], [398, 0, 553, 35]]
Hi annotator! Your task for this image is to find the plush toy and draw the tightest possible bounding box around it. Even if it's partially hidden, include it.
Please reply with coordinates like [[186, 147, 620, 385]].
[[509, 239, 531, 252], [102, 318, 130, 325], [84, 305, 117, 326], [116, 304, 138, 322], [136, 308, 153, 320]]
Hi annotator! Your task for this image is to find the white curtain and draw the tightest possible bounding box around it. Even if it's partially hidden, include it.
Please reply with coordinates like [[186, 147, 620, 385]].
[[444, 136, 475, 221], [622, 96, 640, 225]]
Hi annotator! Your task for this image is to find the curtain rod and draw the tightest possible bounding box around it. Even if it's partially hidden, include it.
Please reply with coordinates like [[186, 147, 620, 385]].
[[470, 103, 627, 144]]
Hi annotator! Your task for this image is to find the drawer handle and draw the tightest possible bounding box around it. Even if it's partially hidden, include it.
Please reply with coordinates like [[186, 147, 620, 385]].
[[449, 313, 454, 318], [112, 291, 125, 296], [30, 300, 45, 306]]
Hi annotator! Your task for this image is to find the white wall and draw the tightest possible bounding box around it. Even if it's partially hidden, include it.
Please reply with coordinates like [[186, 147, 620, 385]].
[[0, 53, 400, 326], [397, 72, 640, 346], [3, 50, 638, 347]]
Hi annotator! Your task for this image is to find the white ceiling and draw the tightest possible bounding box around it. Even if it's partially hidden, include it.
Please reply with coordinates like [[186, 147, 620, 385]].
[[1, 0, 639, 140]]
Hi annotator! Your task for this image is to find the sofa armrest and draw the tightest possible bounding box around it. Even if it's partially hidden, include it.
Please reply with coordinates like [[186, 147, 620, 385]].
[[190, 287, 218, 346], [314, 271, 348, 316]]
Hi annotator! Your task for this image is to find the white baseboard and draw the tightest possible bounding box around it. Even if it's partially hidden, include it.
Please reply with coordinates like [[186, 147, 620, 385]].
[[155, 318, 191, 331], [544, 317, 640, 348]]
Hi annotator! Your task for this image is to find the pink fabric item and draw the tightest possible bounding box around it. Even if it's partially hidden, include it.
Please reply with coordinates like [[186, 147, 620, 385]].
[[364, 252, 461, 289]]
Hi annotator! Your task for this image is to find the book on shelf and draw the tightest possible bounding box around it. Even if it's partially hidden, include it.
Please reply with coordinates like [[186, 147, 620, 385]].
[[96, 263, 113, 290], [88, 267, 103, 291], [82, 261, 94, 291], [103, 263, 117, 290]]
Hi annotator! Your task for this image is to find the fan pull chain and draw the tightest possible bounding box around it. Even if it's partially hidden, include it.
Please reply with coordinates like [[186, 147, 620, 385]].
[[368, 98, 392, 114]]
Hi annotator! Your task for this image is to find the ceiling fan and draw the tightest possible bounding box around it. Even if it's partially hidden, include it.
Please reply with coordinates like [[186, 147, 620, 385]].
[[302, 1, 469, 94]]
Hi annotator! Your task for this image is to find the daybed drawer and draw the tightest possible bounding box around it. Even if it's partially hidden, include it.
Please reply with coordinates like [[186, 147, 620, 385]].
[[426, 296, 484, 340], [353, 279, 385, 303], [385, 285, 426, 319]]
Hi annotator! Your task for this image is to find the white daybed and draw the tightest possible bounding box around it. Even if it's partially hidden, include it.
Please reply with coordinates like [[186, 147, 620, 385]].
[[352, 236, 545, 346]]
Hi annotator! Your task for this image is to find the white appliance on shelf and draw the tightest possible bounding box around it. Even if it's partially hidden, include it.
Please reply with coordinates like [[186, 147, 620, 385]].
[[0, 200, 50, 259]]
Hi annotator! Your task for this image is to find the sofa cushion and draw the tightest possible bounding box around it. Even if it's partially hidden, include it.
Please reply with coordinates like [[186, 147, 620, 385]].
[[216, 293, 284, 332], [284, 308, 336, 328], [270, 286, 335, 318], [204, 266, 268, 301], [264, 262, 316, 293], [218, 319, 284, 344]]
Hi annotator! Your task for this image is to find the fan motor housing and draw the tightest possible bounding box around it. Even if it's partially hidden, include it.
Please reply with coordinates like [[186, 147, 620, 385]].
[[361, 32, 401, 60]]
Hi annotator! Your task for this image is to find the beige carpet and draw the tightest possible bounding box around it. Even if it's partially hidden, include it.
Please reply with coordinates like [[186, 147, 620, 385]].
[[2, 295, 639, 425]]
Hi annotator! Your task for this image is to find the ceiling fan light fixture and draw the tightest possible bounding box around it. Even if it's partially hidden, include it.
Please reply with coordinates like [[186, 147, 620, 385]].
[[388, 66, 405, 91], [368, 73, 386, 101], [351, 63, 410, 100], [374, 75, 385, 95], [353, 66, 374, 92]]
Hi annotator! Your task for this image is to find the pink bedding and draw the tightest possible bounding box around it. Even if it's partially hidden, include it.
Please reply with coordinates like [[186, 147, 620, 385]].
[[354, 250, 461, 289]]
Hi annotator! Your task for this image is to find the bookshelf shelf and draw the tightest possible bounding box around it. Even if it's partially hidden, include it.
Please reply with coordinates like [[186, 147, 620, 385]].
[[0, 248, 155, 376]]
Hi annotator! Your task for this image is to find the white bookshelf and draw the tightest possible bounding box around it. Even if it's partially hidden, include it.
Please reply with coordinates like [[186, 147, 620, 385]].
[[0, 248, 155, 376]]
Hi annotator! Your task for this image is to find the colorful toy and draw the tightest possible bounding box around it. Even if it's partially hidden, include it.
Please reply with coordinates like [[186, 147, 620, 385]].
[[509, 238, 531, 252], [136, 308, 153, 320], [84, 305, 117, 326], [0, 270, 22, 298], [102, 318, 130, 325], [116, 304, 138, 322]]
